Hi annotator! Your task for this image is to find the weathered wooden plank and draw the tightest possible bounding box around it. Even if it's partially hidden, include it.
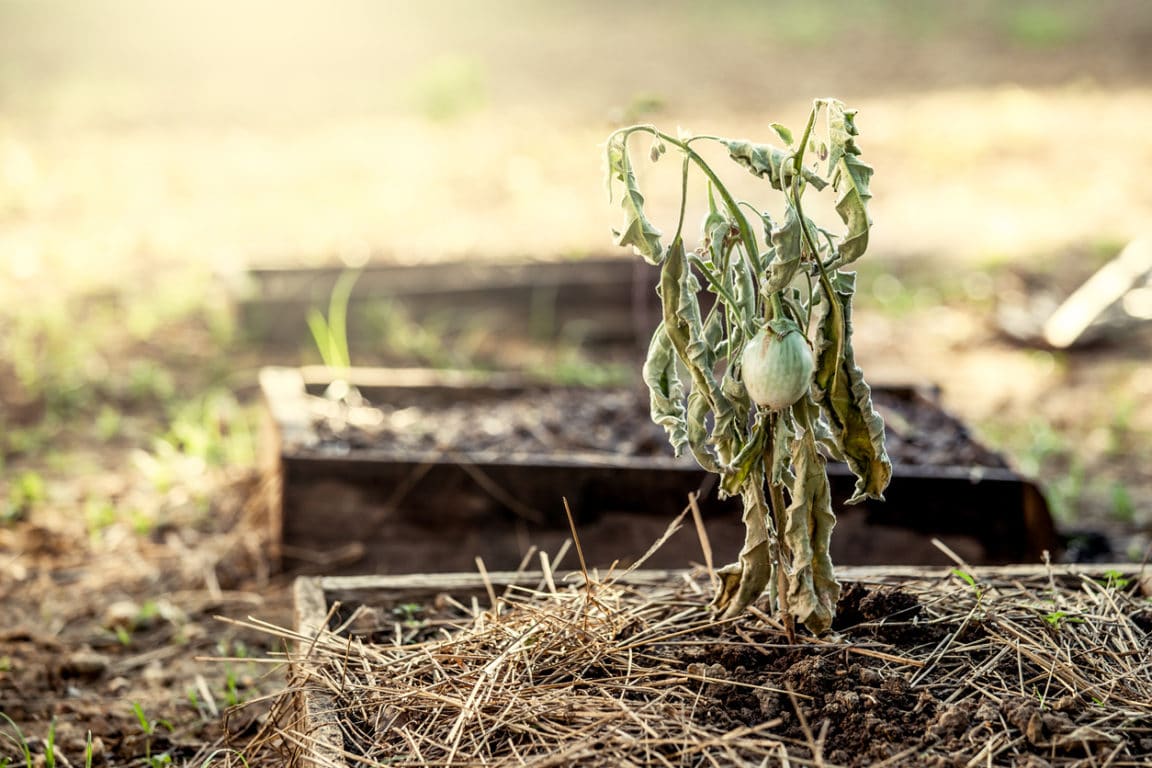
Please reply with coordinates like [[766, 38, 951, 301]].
[[237, 256, 662, 354]]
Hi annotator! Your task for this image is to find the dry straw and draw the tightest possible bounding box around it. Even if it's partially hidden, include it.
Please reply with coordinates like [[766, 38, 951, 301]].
[[240, 553, 1152, 767]]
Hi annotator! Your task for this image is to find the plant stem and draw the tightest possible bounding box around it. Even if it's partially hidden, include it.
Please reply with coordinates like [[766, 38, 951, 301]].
[[768, 291, 785, 322], [788, 104, 846, 384], [619, 127, 761, 277], [769, 479, 795, 643], [765, 412, 796, 643], [789, 105, 823, 268]]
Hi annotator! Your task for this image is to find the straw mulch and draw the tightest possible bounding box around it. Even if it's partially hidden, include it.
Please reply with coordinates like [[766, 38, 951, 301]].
[[244, 562, 1152, 768]]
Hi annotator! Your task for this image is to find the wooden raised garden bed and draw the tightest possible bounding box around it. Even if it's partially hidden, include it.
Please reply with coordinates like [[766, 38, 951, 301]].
[[275, 564, 1152, 767], [259, 366, 1058, 575], [236, 256, 660, 359]]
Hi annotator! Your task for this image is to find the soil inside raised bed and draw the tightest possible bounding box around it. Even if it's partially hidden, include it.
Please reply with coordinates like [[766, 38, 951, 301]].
[[308, 383, 1010, 471]]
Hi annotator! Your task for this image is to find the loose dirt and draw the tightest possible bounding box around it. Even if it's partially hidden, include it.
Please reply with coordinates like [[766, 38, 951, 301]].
[[310, 385, 1008, 469]]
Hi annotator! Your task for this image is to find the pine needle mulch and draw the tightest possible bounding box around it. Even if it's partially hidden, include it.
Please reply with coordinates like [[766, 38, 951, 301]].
[[239, 561, 1152, 768]]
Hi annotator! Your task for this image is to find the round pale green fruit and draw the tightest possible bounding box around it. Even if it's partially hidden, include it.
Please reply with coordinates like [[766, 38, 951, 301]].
[[741, 322, 814, 411]]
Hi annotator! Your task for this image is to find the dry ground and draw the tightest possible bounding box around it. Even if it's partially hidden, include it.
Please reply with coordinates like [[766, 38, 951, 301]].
[[1, 2, 1151, 764]]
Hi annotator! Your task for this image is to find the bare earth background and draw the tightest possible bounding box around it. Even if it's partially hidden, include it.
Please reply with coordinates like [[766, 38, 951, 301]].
[[1, 1, 1151, 764]]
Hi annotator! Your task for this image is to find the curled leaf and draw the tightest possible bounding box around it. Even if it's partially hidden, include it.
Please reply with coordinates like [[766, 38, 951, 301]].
[[606, 135, 664, 264], [823, 102, 872, 268], [642, 323, 688, 456], [812, 271, 891, 503], [686, 389, 720, 474], [717, 473, 773, 619], [723, 139, 828, 192], [769, 409, 796, 488], [659, 238, 732, 470], [763, 207, 806, 295], [720, 422, 766, 499], [783, 436, 839, 634]]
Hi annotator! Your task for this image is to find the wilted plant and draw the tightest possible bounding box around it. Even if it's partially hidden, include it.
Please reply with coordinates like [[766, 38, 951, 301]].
[[605, 98, 891, 635]]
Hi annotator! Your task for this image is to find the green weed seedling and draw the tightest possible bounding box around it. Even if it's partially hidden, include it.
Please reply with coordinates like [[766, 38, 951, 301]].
[[223, 670, 241, 709], [43, 719, 56, 768], [0, 712, 33, 768], [307, 269, 360, 372], [215, 640, 252, 709], [0, 715, 76, 768], [4, 470, 46, 524], [1042, 610, 1085, 630], [131, 702, 173, 767], [606, 98, 890, 636], [1098, 569, 1131, 591]]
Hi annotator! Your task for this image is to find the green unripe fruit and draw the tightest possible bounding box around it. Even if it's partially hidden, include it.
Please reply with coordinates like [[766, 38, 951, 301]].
[[741, 321, 814, 411]]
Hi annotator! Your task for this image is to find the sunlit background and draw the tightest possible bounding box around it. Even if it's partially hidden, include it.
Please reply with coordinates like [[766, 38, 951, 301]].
[[3, 1, 1151, 527], [2, 1, 1150, 522]]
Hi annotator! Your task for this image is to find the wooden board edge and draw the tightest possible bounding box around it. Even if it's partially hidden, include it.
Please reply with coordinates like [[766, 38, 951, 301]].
[[292, 577, 348, 768], [304, 562, 1148, 608]]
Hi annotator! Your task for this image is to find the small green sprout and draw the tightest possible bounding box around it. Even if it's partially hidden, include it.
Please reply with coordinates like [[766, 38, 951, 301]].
[[223, 669, 242, 708], [307, 268, 361, 371], [0, 714, 34, 768], [951, 568, 976, 588], [1099, 570, 1131, 590], [1042, 610, 1084, 629], [131, 702, 173, 766]]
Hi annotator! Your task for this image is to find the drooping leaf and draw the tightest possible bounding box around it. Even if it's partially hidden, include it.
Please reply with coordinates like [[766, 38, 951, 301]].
[[686, 389, 720, 474], [716, 471, 773, 619], [769, 407, 796, 488], [720, 424, 765, 498], [730, 244, 759, 332], [831, 151, 873, 267], [658, 237, 732, 470], [796, 394, 843, 462], [716, 371, 753, 469], [754, 210, 776, 273], [782, 437, 839, 634], [823, 102, 872, 268], [811, 271, 891, 503], [606, 136, 664, 264], [642, 323, 688, 456], [723, 139, 828, 192], [762, 207, 806, 295], [770, 122, 794, 146], [702, 182, 728, 259]]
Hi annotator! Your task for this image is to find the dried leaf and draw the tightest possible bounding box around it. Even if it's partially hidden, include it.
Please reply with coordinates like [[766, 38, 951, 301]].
[[717, 473, 773, 619], [719, 422, 766, 498], [769, 409, 796, 488], [642, 323, 688, 456], [659, 238, 732, 471], [783, 437, 839, 634], [770, 122, 794, 146], [763, 207, 806, 295], [812, 271, 891, 503], [606, 136, 664, 264], [823, 102, 872, 267], [723, 139, 828, 192], [686, 389, 720, 474]]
